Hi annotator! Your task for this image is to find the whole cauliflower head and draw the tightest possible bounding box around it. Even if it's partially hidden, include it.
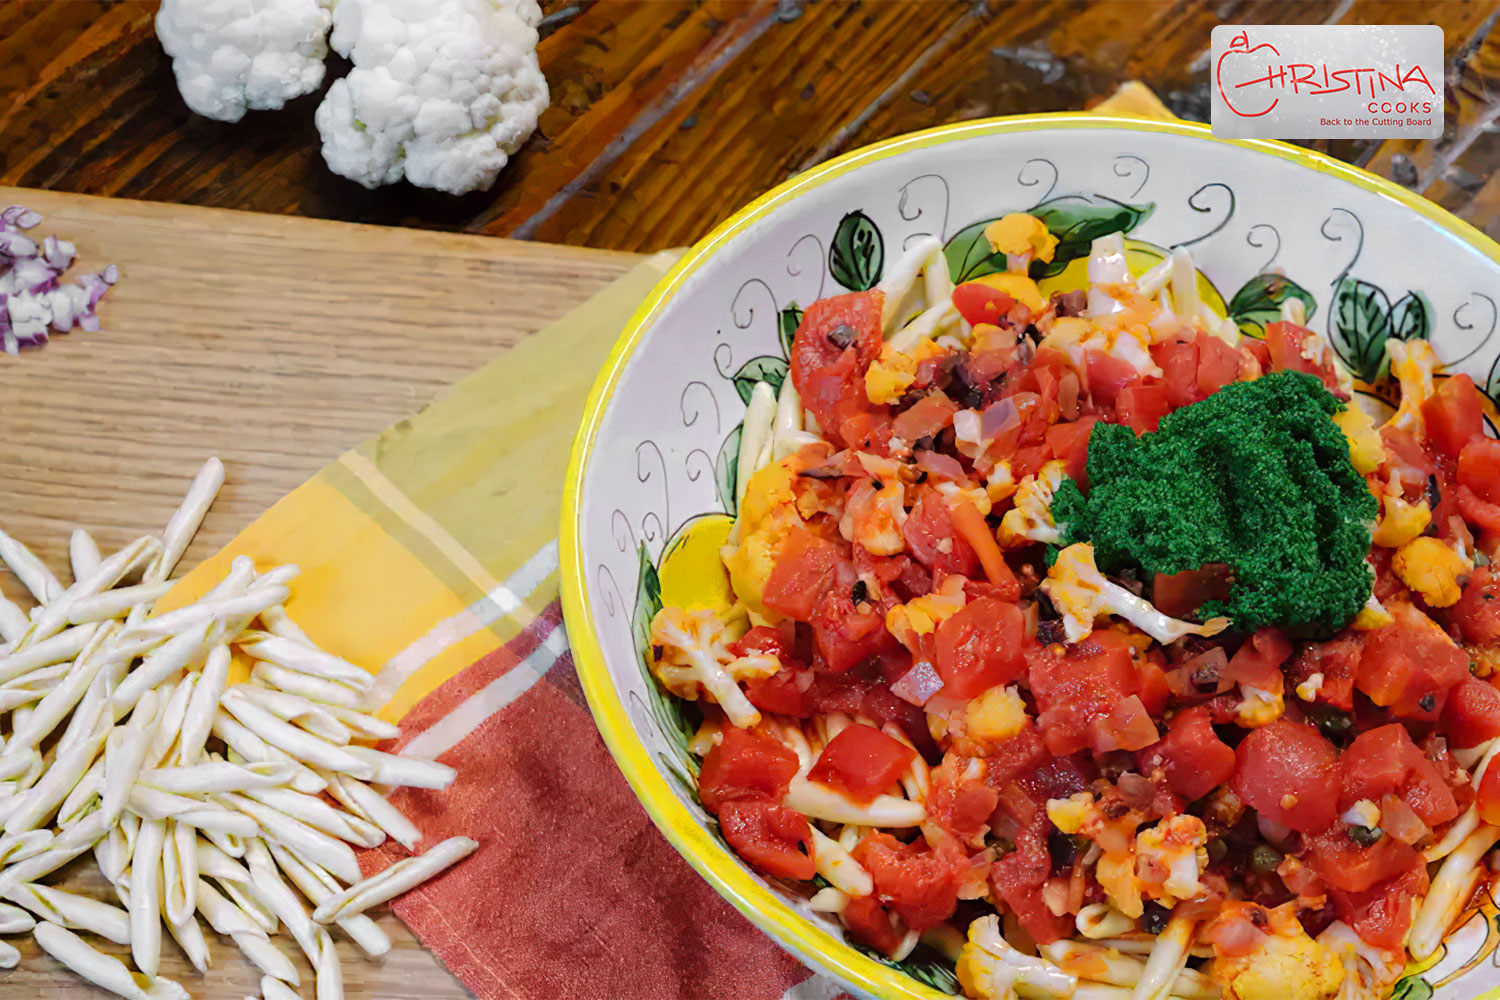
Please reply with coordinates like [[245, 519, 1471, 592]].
[[316, 0, 548, 194], [157, 0, 335, 123]]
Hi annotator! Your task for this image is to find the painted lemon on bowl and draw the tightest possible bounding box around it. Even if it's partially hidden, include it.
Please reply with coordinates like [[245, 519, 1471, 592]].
[[563, 114, 1500, 1000]]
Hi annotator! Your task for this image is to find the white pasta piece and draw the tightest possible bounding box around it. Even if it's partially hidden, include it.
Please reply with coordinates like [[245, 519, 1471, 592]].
[[110, 623, 212, 711], [808, 827, 872, 896], [196, 838, 251, 884], [341, 746, 454, 789], [213, 877, 278, 936], [130, 817, 165, 978], [268, 840, 391, 958], [808, 887, 850, 914], [252, 661, 364, 709], [33, 921, 189, 1000], [257, 603, 314, 643], [1077, 903, 1137, 940], [223, 794, 361, 885], [0, 594, 27, 645], [262, 974, 304, 1000], [4, 632, 111, 752], [876, 235, 943, 332], [235, 930, 300, 985], [144, 674, 197, 769], [313, 836, 478, 923], [323, 773, 422, 851], [1133, 915, 1195, 1000], [0, 624, 93, 685], [56, 664, 112, 755], [128, 587, 287, 643], [165, 905, 210, 973], [245, 786, 383, 848], [238, 633, 373, 692], [887, 299, 959, 353], [0, 898, 35, 933], [9, 882, 126, 944], [221, 690, 374, 779], [143, 761, 298, 795], [0, 825, 97, 885], [66, 582, 175, 625], [311, 926, 344, 1000], [151, 457, 225, 581], [69, 529, 101, 582], [320, 704, 400, 742], [3, 721, 108, 835], [784, 776, 925, 827], [1411, 823, 1500, 959], [179, 644, 231, 765], [30, 536, 158, 645], [236, 684, 352, 745], [164, 821, 198, 927], [0, 664, 68, 713], [245, 838, 320, 955], [736, 380, 777, 508], [0, 527, 63, 606], [211, 710, 327, 794], [101, 687, 163, 825]]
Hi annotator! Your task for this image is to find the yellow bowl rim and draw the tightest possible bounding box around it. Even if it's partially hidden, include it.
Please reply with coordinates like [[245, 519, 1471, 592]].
[[559, 111, 1500, 999]]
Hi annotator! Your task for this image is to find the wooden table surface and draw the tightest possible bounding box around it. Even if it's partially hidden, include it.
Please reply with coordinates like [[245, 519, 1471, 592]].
[[4, 0, 1500, 253], [0, 187, 635, 999]]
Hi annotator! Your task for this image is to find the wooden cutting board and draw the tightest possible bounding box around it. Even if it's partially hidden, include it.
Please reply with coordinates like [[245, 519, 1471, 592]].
[[0, 187, 643, 998]]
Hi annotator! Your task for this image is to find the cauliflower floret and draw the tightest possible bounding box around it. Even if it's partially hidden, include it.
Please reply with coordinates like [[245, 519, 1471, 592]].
[[984, 213, 1058, 274], [885, 577, 967, 650], [865, 341, 944, 405], [648, 607, 774, 729], [1040, 542, 1230, 644], [839, 476, 907, 556], [998, 460, 1068, 546], [1352, 593, 1395, 631], [156, 0, 335, 123], [1332, 403, 1385, 474], [1211, 907, 1344, 1000], [1383, 339, 1440, 435], [721, 459, 802, 620], [1392, 536, 1473, 608], [1135, 814, 1209, 902], [965, 685, 1026, 744], [1039, 317, 1162, 381], [1318, 921, 1405, 1000], [316, 0, 548, 194], [1372, 472, 1432, 549], [956, 915, 1077, 1000], [1236, 683, 1284, 728]]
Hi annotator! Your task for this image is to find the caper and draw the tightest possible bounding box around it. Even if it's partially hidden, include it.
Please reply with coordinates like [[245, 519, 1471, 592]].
[[1140, 901, 1171, 935], [1206, 837, 1228, 865], [1250, 844, 1282, 873], [1349, 825, 1384, 846]]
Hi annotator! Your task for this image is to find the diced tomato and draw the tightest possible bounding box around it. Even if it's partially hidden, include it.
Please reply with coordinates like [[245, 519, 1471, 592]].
[[743, 669, 812, 718], [1339, 724, 1459, 827], [1442, 676, 1500, 749], [842, 893, 906, 956], [1137, 705, 1236, 801], [1224, 628, 1292, 690], [1286, 632, 1362, 711], [1230, 719, 1340, 833], [1305, 827, 1420, 893], [806, 661, 882, 715], [928, 754, 1000, 843], [1084, 350, 1140, 409], [852, 832, 964, 931], [952, 282, 1017, 328], [1242, 339, 1271, 371], [790, 291, 886, 450], [1478, 758, 1500, 824], [697, 727, 800, 814], [1458, 438, 1500, 534], [902, 487, 981, 577], [983, 722, 1051, 788], [1444, 566, 1500, 646], [1028, 631, 1160, 756], [1357, 601, 1469, 720], [1115, 383, 1170, 435], [1329, 864, 1429, 951], [1424, 375, 1486, 459], [761, 527, 846, 622], [861, 686, 939, 764], [719, 800, 815, 880], [1152, 564, 1233, 620], [893, 390, 959, 443], [809, 588, 892, 674], [1264, 322, 1341, 394], [1046, 417, 1097, 484], [989, 824, 1073, 944], [1195, 334, 1243, 398], [1152, 336, 1200, 410], [932, 597, 1026, 699], [808, 723, 916, 803], [730, 624, 797, 664]]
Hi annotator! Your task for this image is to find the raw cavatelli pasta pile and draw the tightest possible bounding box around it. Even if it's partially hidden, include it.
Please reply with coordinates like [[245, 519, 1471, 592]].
[[0, 458, 476, 1000]]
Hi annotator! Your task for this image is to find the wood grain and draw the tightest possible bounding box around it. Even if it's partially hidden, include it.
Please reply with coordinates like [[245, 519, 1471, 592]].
[[5, 1, 1499, 255], [0, 188, 639, 997]]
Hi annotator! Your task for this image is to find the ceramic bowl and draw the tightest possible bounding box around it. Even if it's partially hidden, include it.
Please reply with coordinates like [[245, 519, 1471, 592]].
[[561, 113, 1500, 1000]]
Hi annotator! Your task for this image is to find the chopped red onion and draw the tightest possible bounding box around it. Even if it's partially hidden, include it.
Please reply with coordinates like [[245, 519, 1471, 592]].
[[0, 205, 118, 354], [890, 660, 945, 707]]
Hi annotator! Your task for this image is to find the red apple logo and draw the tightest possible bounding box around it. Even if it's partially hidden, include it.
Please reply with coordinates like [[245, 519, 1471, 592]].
[[1217, 30, 1281, 118]]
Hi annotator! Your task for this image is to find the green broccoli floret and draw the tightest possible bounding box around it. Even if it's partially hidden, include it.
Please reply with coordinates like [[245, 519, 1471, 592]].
[[1051, 370, 1377, 635]]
